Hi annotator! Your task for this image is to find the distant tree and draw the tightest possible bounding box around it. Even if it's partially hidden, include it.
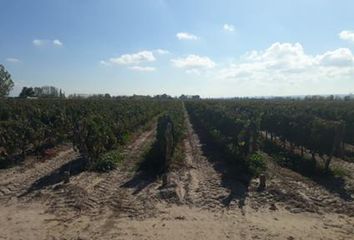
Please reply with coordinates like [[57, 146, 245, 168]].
[[192, 95, 200, 99], [179, 94, 187, 99], [19, 87, 35, 98], [154, 94, 172, 99], [344, 95, 353, 101], [0, 65, 14, 97], [104, 93, 111, 98], [59, 89, 66, 98]]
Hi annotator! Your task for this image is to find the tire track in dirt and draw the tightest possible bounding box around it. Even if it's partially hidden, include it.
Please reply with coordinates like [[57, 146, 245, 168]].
[[180, 108, 241, 211], [249, 165, 354, 216], [180, 108, 354, 217], [0, 148, 79, 202], [257, 132, 354, 216], [45, 122, 159, 218]]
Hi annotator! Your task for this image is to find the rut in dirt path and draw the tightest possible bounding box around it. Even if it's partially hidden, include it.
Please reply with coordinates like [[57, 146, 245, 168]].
[[45, 123, 160, 218], [257, 133, 354, 216], [248, 160, 354, 216], [182, 110, 354, 216], [181, 108, 250, 211], [0, 148, 79, 202]]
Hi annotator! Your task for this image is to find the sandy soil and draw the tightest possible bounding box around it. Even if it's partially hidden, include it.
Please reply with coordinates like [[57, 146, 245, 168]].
[[1, 203, 353, 240], [0, 113, 353, 240]]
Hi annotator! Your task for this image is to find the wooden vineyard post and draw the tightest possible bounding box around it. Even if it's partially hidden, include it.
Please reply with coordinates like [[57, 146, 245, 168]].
[[258, 174, 266, 191], [164, 122, 174, 173]]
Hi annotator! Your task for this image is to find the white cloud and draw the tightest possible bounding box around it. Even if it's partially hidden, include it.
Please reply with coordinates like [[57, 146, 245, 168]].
[[33, 39, 45, 46], [176, 32, 198, 40], [100, 60, 110, 66], [317, 48, 354, 67], [109, 51, 156, 65], [33, 39, 63, 47], [156, 49, 169, 55], [217, 42, 354, 95], [171, 54, 216, 69], [129, 66, 156, 72], [223, 24, 235, 32], [339, 30, 354, 43], [240, 42, 354, 70], [53, 39, 63, 46], [6, 58, 21, 63], [243, 42, 315, 70], [185, 69, 202, 75]]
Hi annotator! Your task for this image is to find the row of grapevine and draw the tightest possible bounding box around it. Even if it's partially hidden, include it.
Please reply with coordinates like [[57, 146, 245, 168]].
[[144, 101, 186, 175], [0, 98, 170, 169], [189, 99, 352, 172], [260, 110, 344, 171], [220, 99, 354, 145], [185, 101, 265, 176]]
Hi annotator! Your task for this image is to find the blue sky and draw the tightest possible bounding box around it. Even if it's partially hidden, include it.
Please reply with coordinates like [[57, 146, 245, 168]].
[[1, 0, 354, 97]]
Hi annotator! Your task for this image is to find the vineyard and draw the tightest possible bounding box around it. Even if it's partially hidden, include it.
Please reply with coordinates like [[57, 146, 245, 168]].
[[0, 98, 354, 239], [186, 99, 354, 172], [0, 99, 169, 169]]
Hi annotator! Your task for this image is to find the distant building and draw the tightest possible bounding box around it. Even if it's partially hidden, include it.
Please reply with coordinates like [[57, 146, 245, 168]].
[[68, 93, 90, 99], [179, 94, 201, 100], [344, 94, 354, 101], [154, 94, 173, 99], [32, 86, 62, 98]]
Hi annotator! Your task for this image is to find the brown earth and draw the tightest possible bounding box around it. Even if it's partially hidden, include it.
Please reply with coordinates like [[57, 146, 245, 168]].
[[0, 112, 353, 240]]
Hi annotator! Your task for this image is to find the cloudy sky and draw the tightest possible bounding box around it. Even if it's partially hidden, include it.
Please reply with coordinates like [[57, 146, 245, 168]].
[[1, 0, 354, 97]]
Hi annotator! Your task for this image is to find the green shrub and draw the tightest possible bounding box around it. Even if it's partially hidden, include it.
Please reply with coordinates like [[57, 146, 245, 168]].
[[248, 152, 266, 176], [92, 149, 123, 172], [330, 166, 349, 177], [73, 114, 117, 167]]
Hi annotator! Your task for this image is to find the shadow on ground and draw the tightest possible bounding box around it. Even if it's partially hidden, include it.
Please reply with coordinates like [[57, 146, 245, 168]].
[[188, 114, 252, 209], [262, 140, 353, 201], [0, 155, 23, 169], [121, 141, 160, 195], [19, 157, 87, 197]]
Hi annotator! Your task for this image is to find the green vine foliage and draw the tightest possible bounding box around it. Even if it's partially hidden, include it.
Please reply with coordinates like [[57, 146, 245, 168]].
[[0, 98, 170, 170]]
